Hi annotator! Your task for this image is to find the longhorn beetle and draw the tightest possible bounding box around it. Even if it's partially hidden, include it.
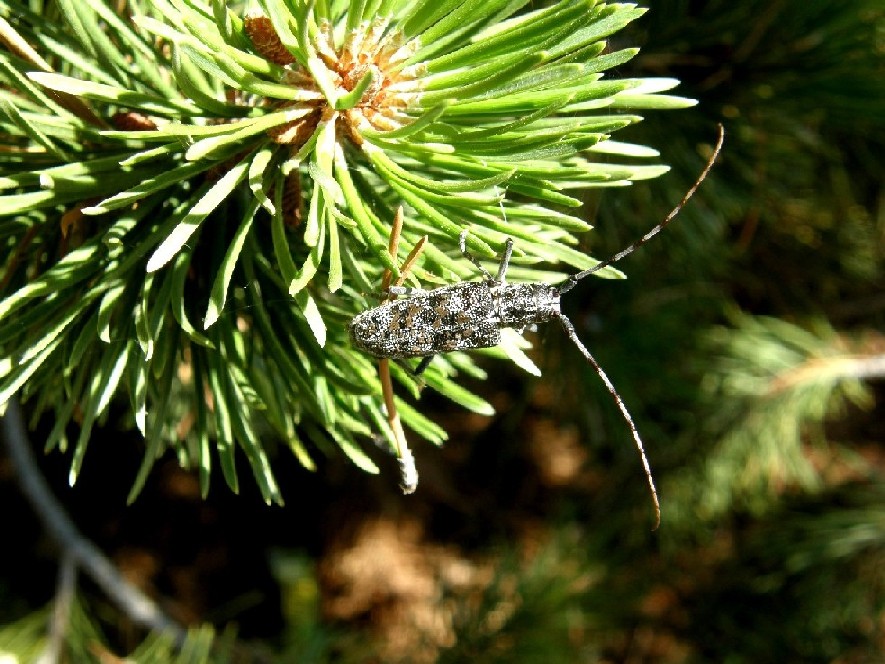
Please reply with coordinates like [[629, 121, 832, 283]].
[[350, 126, 725, 527]]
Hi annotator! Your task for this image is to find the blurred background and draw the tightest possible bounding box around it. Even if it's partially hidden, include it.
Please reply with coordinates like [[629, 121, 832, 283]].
[[2, 0, 883, 661]]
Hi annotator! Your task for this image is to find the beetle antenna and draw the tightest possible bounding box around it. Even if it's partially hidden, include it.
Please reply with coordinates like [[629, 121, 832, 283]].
[[558, 315, 661, 529], [559, 124, 724, 295]]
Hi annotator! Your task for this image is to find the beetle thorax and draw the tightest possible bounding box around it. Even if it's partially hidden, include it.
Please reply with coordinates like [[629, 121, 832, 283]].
[[494, 283, 560, 327]]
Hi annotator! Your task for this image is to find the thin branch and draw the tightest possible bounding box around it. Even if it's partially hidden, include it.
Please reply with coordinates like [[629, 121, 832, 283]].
[[379, 207, 426, 494], [768, 353, 885, 395], [36, 552, 76, 664], [1, 398, 186, 645]]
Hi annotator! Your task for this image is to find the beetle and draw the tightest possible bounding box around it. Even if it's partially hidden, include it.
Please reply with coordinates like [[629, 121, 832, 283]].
[[350, 126, 724, 527]]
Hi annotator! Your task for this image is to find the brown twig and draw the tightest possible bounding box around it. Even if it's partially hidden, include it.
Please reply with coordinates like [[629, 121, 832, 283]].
[[0, 16, 105, 127], [379, 207, 427, 494]]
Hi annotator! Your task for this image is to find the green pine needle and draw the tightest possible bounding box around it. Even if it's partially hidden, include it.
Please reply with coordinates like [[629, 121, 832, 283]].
[[0, 0, 693, 499]]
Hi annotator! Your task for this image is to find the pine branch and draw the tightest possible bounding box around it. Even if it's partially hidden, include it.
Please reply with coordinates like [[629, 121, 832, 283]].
[[666, 315, 882, 523], [0, 0, 694, 499]]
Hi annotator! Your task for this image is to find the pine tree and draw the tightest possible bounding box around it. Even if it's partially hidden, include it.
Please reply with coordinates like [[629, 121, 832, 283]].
[[2, 1, 883, 661]]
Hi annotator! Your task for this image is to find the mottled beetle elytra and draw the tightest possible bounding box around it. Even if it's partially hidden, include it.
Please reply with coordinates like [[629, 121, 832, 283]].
[[350, 126, 725, 528]]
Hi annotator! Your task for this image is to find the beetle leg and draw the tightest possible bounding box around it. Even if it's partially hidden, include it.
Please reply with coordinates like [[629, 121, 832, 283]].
[[459, 229, 494, 281], [413, 355, 435, 377], [496, 238, 514, 284]]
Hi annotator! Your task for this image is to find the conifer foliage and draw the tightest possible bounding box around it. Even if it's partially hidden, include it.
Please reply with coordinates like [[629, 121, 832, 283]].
[[0, 0, 689, 499]]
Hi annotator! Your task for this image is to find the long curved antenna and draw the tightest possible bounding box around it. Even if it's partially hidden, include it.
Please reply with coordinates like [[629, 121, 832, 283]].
[[559, 124, 725, 295], [558, 315, 661, 529]]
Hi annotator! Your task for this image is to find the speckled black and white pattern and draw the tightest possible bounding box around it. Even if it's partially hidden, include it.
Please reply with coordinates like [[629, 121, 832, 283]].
[[350, 129, 724, 520], [349, 281, 560, 359]]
